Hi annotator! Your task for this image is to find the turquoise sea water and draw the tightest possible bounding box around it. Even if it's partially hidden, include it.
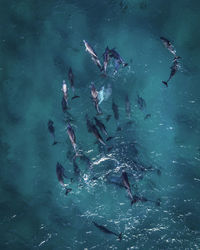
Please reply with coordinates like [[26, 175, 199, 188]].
[[1, 0, 200, 249]]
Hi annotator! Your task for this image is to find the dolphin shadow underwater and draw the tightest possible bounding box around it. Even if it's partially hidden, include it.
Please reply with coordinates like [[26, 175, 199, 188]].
[[93, 221, 122, 240]]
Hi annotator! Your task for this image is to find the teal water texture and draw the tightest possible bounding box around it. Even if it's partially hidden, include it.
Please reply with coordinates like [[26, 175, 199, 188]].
[[0, 0, 200, 249]]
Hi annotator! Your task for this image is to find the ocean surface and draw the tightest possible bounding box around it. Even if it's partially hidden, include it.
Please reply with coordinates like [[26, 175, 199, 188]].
[[1, 0, 200, 249]]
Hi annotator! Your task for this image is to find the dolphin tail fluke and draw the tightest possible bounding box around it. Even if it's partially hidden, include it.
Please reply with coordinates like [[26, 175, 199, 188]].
[[101, 72, 107, 77], [118, 233, 122, 241], [100, 65, 104, 72], [71, 95, 80, 100], [106, 136, 114, 142], [156, 169, 161, 176], [131, 197, 137, 205], [155, 198, 161, 206], [162, 81, 168, 87], [107, 146, 113, 152], [92, 221, 98, 227], [73, 150, 83, 160], [173, 55, 181, 61]]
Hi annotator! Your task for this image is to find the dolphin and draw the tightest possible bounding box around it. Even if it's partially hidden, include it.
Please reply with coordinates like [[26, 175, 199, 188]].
[[125, 94, 131, 118], [91, 55, 102, 71], [102, 46, 110, 74], [106, 174, 124, 188], [114, 59, 121, 74], [137, 94, 146, 110], [66, 123, 77, 153], [48, 120, 58, 145], [162, 56, 181, 87], [56, 162, 67, 186], [93, 221, 122, 240], [83, 40, 102, 71], [68, 67, 74, 89], [91, 124, 106, 146], [112, 101, 119, 120], [83, 40, 98, 58], [61, 96, 68, 113], [73, 158, 80, 175], [94, 117, 108, 136], [68, 67, 80, 100], [106, 114, 112, 122], [109, 48, 128, 69], [131, 195, 161, 206], [160, 37, 176, 56], [80, 154, 92, 168], [90, 83, 102, 115], [144, 114, 151, 120], [62, 80, 68, 106], [85, 114, 93, 133], [112, 101, 121, 131], [121, 171, 135, 205]]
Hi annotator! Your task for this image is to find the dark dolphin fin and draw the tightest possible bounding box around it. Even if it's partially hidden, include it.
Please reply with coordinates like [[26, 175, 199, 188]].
[[100, 65, 104, 72], [52, 141, 58, 145], [65, 188, 72, 196], [101, 72, 107, 77], [117, 126, 121, 131], [126, 121, 134, 126], [71, 95, 80, 100], [131, 195, 139, 205], [106, 115, 112, 122], [118, 233, 122, 241], [156, 169, 161, 176], [92, 221, 98, 227], [155, 198, 161, 206], [131, 199, 136, 206], [162, 81, 168, 87]]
